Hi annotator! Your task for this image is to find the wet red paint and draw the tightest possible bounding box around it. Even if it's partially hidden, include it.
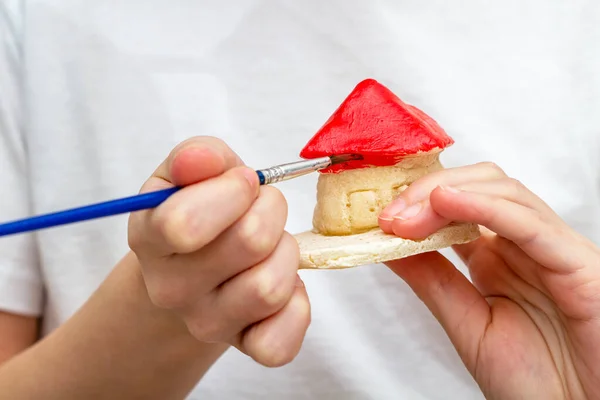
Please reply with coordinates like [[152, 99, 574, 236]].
[[300, 79, 453, 173]]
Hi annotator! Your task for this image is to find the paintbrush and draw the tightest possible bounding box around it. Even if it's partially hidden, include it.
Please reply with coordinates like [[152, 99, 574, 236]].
[[0, 154, 362, 237]]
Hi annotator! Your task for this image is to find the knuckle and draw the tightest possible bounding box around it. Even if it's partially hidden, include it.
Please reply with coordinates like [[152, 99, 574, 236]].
[[263, 186, 288, 213], [270, 189, 289, 222], [516, 211, 544, 246], [237, 188, 287, 259], [505, 177, 525, 194], [186, 316, 223, 343], [292, 294, 311, 326], [238, 214, 276, 258], [478, 161, 506, 176], [505, 176, 523, 187], [250, 269, 291, 311], [227, 168, 255, 199], [152, 206, 197, 253], [280, 232, 301, 263]]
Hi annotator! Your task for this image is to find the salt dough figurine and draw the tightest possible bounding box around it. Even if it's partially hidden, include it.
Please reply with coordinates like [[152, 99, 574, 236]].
[[295, 79, 479, 269]]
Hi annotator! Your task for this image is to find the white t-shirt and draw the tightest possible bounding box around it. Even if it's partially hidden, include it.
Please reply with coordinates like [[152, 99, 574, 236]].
[[1, 1, 600, 399]]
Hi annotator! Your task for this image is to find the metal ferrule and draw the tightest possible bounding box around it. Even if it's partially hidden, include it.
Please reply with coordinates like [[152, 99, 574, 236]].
[[257, 156, 332, 185]]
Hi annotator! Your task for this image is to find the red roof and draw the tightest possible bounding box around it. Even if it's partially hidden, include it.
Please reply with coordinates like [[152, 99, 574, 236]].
[[300, 79, 453, 173]]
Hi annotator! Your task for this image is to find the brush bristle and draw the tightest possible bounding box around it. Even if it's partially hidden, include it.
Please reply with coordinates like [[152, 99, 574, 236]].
[[329, 154, 363, 165]]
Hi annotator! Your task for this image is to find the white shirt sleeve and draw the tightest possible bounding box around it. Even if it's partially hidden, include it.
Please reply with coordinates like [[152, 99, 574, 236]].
[[0, 2, 44, 317]]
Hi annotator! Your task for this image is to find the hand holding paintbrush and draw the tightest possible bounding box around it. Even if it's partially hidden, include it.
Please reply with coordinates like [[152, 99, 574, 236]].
[[117, 136, 313, 366]]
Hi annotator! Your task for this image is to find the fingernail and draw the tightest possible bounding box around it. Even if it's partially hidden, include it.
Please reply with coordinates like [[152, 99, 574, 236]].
[[380, 198, 407, 219], [241, 168, 259, 189], [439, 185, 461, 193], [393, 202, 422, 220], [295, 274, 305, 288]]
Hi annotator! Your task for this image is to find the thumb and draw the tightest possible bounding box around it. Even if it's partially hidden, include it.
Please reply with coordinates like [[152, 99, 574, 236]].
[[146, 136, 244, 190], [385, 252, 490, 371]]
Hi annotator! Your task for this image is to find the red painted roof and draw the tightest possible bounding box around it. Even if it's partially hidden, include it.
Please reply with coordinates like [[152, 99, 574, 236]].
[[300, 79, 453, 172]]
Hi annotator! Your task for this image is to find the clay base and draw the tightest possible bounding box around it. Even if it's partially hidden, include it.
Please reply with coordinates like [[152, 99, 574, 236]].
[[294, 223, 480, 269]]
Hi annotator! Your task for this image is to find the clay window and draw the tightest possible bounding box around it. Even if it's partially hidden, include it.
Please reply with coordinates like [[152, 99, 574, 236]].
[[347, 189, 381, 231]]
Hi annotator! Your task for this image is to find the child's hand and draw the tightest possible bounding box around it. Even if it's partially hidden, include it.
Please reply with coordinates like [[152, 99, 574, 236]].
[[128, 137, 310, 367], [380, 162, 600, 399]]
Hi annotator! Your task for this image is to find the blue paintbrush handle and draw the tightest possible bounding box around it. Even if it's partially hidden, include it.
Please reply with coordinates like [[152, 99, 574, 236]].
[[0, 155, 342, 238], [0, 187, 181, 237]]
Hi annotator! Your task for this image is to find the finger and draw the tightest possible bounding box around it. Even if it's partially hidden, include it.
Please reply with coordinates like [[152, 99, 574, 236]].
[[129, 137, 246, 252], [447, 233, 528, 300], [453, 177, 564, 264], [381, 177, 558, 239], [380, 161, 506, 219], [380, 201, 448, 239], [478, 236, 553, 298], [130, 166, 259, 257], [168, 186, 288, 291], [454, 178, 557, 217], [451, 227, 495, 266], [430, 186, 587, 274], [152, 136, 244, 188], [238, 283, 311, 367], [385, 252, 490, 372], [211, 232, 300, 339]]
